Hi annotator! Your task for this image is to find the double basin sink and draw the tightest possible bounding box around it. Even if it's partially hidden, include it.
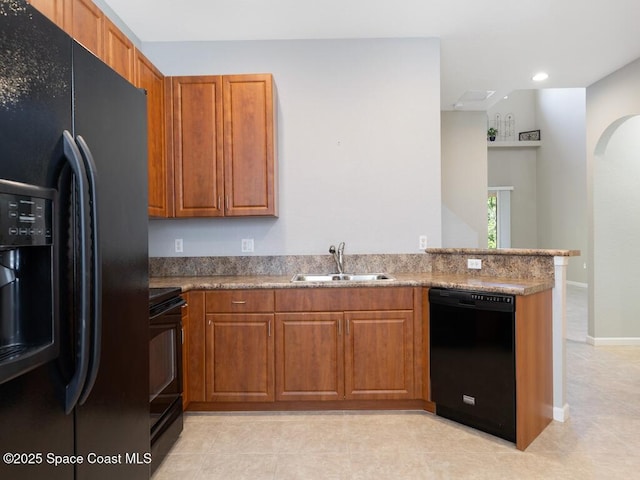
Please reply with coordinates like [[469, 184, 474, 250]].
[[291, 273, 395, 283]]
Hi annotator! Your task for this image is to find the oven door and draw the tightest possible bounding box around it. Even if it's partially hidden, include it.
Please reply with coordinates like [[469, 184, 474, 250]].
[[149, 306, 183, 439]]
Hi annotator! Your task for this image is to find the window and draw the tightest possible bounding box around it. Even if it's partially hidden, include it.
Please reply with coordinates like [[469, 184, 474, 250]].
[[488, 187, 512, 248]]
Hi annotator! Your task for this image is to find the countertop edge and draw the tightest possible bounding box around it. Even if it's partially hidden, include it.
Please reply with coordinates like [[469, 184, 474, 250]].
[[426, 248, 580, 257], [150, 273, 554, 296]]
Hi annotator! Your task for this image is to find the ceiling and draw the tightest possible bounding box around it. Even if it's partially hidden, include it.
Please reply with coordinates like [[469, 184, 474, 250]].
[[101, 0, 640, 111]]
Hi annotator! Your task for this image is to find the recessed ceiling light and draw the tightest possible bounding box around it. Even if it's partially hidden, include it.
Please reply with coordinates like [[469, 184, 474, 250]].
[[532, 72, 549, 82]]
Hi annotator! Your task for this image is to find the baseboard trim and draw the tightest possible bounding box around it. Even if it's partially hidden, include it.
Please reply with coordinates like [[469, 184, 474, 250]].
[[586, 336, 640, 346], [553, 403, 570, 422], [566, 281, 587, 288]]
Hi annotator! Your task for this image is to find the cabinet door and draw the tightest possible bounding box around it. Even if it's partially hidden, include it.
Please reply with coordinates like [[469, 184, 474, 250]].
[[172, 76, 224, 217], [223, 74, 277, 216], [135, 52, 172, 217], [344, 310, 414, 400], [69, 0, 104, 57], [205, 313, 274, 402], [28, 0, 66, 29], [275, 312, 344, 401], [103, 16, 134, 82]]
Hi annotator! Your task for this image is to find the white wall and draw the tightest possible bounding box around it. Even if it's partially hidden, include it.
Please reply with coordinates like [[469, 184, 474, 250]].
[[487, 90, 538, 139], [143, 38, 441, 256], [441, 111, 488, 247], [587, 56, 640, 341], [535, 89, 587, 284]]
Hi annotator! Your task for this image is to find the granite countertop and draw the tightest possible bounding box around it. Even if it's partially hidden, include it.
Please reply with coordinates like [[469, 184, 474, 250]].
[[149, 272, 554, 296]]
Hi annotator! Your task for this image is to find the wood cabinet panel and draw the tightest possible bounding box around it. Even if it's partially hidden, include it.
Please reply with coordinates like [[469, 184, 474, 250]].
[[515, 290, 553, 450], [205, 313, 274, 402], [181, 293, 190, 409], [275, 312, 344, 401], [28, 0, 66, 28], [344, 310, 414, 400], [103, 15, 134, 82], [186, 291, 205, 402], [206, 290, 274, 313], [69, 0, 104, 57], [135, 51, 171, 217], [172, 76, 224, 217], [223, 74, 277, 216]]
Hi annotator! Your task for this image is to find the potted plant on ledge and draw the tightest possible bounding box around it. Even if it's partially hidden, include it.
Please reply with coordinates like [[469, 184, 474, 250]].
[[487, 127, 498, 141]]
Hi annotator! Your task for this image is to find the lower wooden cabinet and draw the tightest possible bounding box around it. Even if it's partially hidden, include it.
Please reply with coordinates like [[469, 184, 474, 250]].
[[185, 287, 420, 408], [344, 310, 414, 400], [275, 309, 414, 401], [205, 313, 274, 402], [275, 312, 343, 401], [202, 290, 275, 402]]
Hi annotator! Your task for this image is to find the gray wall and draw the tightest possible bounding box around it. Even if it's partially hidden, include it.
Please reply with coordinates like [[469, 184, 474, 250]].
[[441, 111, 488, 247], [535, 89, 587, 284], [587, 57, 640, 341], [143, 38, 442, 256]]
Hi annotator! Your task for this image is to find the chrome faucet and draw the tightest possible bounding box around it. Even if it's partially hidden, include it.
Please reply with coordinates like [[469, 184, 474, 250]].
[[329, 242, 345, 274]]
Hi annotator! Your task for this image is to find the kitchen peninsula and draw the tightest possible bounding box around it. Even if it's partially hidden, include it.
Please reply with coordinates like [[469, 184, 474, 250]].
[[150, 248, 578, 450]]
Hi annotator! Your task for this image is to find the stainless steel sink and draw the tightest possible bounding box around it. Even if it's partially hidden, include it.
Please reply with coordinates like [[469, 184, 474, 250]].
[[290, 273, 395, 282]]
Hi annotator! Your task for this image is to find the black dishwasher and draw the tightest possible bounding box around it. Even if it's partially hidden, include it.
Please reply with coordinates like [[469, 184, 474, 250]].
[[429, 288, 516, 442]]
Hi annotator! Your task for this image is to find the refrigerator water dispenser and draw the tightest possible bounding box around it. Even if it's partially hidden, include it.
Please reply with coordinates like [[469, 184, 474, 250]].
[[0, 179, 57, 385]]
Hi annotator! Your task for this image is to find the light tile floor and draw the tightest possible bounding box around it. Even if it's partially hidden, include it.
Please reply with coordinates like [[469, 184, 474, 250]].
[[153, 285, 640, 479]]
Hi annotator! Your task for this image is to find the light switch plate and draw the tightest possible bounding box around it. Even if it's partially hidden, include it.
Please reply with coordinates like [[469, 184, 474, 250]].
[[241, 238, 254, 253]]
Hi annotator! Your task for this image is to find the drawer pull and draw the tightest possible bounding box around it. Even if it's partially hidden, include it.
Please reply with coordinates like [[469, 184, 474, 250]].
[[231, 300, 247, 305]]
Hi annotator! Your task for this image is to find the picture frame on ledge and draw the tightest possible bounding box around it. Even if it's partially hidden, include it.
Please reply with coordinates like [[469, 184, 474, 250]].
[[519, 129, 540, 141]]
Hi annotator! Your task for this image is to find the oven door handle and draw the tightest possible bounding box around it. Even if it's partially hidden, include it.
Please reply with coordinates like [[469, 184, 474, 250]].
[[150, 298, 186, 321]]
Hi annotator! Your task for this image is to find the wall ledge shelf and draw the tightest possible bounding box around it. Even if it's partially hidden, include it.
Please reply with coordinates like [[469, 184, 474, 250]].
[[488, 140, 541, 148]]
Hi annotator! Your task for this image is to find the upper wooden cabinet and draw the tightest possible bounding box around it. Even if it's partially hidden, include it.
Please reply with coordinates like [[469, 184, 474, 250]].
[[28, 0, 66, 28], [68, 0, 104, 58], [135, 51, 172, 217], [171, 74, 277, 218], [172, 76, 224, 217], [103, 15, 135, 83], [223, 75, 277, 217]]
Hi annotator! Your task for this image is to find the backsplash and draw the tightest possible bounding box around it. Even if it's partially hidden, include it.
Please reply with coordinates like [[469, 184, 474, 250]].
[[429, 252, 555, 280], [149, 254, 432, 277], [150, 249, 577, 280]]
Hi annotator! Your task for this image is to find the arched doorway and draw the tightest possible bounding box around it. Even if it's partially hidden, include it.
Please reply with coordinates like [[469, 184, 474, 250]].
[[591, 115, 640, 343]]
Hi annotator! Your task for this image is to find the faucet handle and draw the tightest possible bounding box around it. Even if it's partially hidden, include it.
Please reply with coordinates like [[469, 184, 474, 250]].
[[329, 245, 336, 254]]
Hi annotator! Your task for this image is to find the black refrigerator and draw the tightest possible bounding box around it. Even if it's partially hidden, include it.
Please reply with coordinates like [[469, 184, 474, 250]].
[[0, 2, 150, 479]]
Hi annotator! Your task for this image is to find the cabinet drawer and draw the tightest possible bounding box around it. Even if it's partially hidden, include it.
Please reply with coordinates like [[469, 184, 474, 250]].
[[206, 290, 274, 313]]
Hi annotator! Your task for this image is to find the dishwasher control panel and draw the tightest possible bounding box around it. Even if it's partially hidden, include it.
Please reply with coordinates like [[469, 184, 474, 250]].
[[469, 293, 513, 304]]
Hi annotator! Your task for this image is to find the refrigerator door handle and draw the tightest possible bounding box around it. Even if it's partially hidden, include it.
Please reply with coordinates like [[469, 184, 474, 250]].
[[61, 130, 92, 414], [75, 135, 102, 405]]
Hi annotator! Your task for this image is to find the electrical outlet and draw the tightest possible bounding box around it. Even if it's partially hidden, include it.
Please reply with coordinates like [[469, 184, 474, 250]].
[[174, 238, 183, 253], [419, 235, 428, 250], [467, 258, 482, 269], [241, 238, 254, 253]]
